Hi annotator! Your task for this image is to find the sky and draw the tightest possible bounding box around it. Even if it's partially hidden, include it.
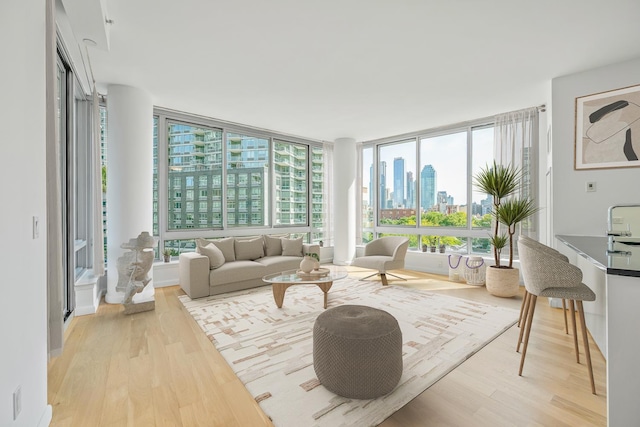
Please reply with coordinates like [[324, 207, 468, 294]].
[[362, 126, 494, 206]]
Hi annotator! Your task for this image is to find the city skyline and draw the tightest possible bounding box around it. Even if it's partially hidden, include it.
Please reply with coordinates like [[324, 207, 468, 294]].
[[362, 127, 494, 209]]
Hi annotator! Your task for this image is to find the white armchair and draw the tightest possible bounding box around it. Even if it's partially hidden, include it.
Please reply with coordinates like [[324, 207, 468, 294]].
[[352, 236, 410, 285]]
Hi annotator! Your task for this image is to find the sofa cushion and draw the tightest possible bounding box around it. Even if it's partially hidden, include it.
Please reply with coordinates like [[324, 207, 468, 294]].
[[281, 237, 303, 257], [264, 235, 284, 256], [256, 256, 306, 275], [196, 237, 236, 262], [235, 237, 265, 261], [196, 242, 226, 269], [209, 260, 266, 286]]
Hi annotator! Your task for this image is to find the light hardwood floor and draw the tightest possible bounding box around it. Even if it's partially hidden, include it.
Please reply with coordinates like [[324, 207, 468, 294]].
[[48, 268, 607, 426]]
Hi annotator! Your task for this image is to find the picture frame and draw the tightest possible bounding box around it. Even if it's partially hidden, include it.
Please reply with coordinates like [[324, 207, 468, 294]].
[[575, 84, 640, 170]]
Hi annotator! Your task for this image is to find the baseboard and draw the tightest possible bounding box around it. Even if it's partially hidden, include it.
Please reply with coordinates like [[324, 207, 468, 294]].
[[38, 404, 52, 427]]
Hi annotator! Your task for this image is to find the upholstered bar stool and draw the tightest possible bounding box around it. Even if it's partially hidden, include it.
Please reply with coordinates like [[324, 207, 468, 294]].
[[517, 236, 596, 394], [516, 236, 571, 347]]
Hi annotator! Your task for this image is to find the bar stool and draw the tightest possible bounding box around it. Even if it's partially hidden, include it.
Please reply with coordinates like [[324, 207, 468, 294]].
[[517, 236, 596, 394], [516, 236, 571, 352]]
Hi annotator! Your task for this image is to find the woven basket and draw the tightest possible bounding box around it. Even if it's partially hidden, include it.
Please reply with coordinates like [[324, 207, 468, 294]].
[[485, 266, 520, 297]]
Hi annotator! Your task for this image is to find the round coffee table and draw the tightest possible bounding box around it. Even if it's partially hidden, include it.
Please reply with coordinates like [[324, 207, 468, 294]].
[[262, 267, 348, 309]]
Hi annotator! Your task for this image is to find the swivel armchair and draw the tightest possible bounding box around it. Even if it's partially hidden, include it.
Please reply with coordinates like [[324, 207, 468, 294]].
[[352, 236, 409, 286]]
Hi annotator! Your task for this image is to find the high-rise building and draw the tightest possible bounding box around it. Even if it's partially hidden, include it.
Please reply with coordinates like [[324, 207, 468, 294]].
[[406, 171, 415, 208], [420, 164, 436, 210], [393, 157, 405, 208], [437, 190, 448, 214], [369, 164, 374, 209], [481, 195, 493, 215], [161, 126, 324, 241], [379, 161, 387, 209]]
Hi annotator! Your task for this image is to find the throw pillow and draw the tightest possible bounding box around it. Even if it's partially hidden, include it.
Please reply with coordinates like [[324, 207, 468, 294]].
[[199, 243, 226, 269], [281, 237, 303, 257], [264, 234, 286, 256], [203, 237, 235, 262], [235, 237, 265, 261]]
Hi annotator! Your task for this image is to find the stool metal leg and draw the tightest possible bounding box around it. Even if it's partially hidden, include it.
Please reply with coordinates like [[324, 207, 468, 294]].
[[359, 272, 405, 286], [385, 272, 406, 281], [358, 272, 380, 281]]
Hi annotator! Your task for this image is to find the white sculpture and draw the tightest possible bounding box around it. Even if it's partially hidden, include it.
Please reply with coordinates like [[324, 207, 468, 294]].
[[117, 231, 156, 314]]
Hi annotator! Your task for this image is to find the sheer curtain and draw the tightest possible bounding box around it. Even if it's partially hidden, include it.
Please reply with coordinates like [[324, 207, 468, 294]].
[[493, 106, 539, 239], [91, 88, 105, 276], [355, 142, 363, 245], [322, 142, 334, 246]]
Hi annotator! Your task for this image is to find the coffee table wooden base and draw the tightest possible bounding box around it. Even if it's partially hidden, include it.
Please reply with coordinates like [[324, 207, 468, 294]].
[[272, 281, 334, 309]]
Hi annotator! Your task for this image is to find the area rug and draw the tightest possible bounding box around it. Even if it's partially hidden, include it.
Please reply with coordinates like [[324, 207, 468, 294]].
[[178, 277, 518, 427]]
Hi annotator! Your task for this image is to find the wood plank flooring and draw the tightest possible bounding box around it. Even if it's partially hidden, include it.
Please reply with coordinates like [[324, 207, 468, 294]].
[[48, 268, 607, 426]]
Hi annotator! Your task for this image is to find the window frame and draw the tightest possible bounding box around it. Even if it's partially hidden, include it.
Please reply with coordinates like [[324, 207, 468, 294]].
[[153, 107, 326, 252], [57, 40, 97, 320], [361, 118, 496, 254]]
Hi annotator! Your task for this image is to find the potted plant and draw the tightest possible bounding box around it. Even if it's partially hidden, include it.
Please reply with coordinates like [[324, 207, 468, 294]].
[[162, 249, 171, 263], [426, 236, 438, 252], [474, 161, 538, 297]]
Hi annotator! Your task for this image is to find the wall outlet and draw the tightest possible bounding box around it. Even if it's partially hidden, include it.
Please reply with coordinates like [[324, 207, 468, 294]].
[[613, 217, 624, 224], [586, 182, 597, 192], [13, 386, 21, 420]]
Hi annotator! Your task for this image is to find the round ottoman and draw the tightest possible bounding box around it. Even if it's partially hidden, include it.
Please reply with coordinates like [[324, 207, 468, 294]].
[[313, 305, 403, 399]]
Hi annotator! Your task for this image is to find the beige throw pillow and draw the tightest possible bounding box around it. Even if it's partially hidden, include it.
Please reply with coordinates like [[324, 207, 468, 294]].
[[281, 237, 303, 257], [198, 243, 226, 269], [263, 235, 284, 256], [196, 237, 236, 262], [235, 237, 265, 261]]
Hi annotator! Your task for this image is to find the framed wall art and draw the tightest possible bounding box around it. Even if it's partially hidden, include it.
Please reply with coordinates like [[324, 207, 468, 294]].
[[575, 84, 640, 170]]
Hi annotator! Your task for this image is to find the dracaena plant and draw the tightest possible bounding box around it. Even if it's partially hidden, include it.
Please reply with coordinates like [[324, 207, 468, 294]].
[[474, 161, 537, 268]]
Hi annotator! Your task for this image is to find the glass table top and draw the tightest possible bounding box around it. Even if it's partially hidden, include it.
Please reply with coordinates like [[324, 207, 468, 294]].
[[263, 266, 348, 283]]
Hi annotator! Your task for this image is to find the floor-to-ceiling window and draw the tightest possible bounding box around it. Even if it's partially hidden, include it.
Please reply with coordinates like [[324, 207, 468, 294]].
[[361, 120, 496, 255], [56, 45, 95, 320], [152, 109, 328, 255]]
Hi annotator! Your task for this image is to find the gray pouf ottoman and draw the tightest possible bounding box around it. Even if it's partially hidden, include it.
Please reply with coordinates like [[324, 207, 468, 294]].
[[313, 305, 403, 399]]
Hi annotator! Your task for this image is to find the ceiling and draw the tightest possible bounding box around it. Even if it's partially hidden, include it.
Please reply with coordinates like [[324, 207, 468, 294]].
[[80, 0, 640, 142]]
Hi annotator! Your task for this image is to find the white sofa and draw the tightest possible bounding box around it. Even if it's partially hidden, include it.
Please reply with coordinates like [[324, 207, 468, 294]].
[[179, 234, 320, 299]]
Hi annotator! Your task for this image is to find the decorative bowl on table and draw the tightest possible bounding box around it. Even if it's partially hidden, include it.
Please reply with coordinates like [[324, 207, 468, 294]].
[[296, 268, 330, 279]]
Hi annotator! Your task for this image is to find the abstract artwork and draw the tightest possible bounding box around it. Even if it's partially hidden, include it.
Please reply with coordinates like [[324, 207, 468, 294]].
[[575, 84, 640, 170]]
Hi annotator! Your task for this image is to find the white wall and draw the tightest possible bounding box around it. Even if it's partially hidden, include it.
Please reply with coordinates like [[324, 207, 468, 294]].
[[552, 57, 640, 237], [0, 1, 51, 426]]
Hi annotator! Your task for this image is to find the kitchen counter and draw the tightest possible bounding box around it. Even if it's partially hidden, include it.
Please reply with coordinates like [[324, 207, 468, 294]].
[[556, 234, 640, 278], [556, 234, 640, 427]]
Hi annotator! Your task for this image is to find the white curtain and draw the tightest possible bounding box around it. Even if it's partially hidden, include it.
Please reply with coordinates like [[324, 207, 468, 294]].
[[493, 106, 539, 239], [322, 142, 334, 246], [46, 0, 64, 359], [91, 88, 105, 276], [355, 142, 363, 245]]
